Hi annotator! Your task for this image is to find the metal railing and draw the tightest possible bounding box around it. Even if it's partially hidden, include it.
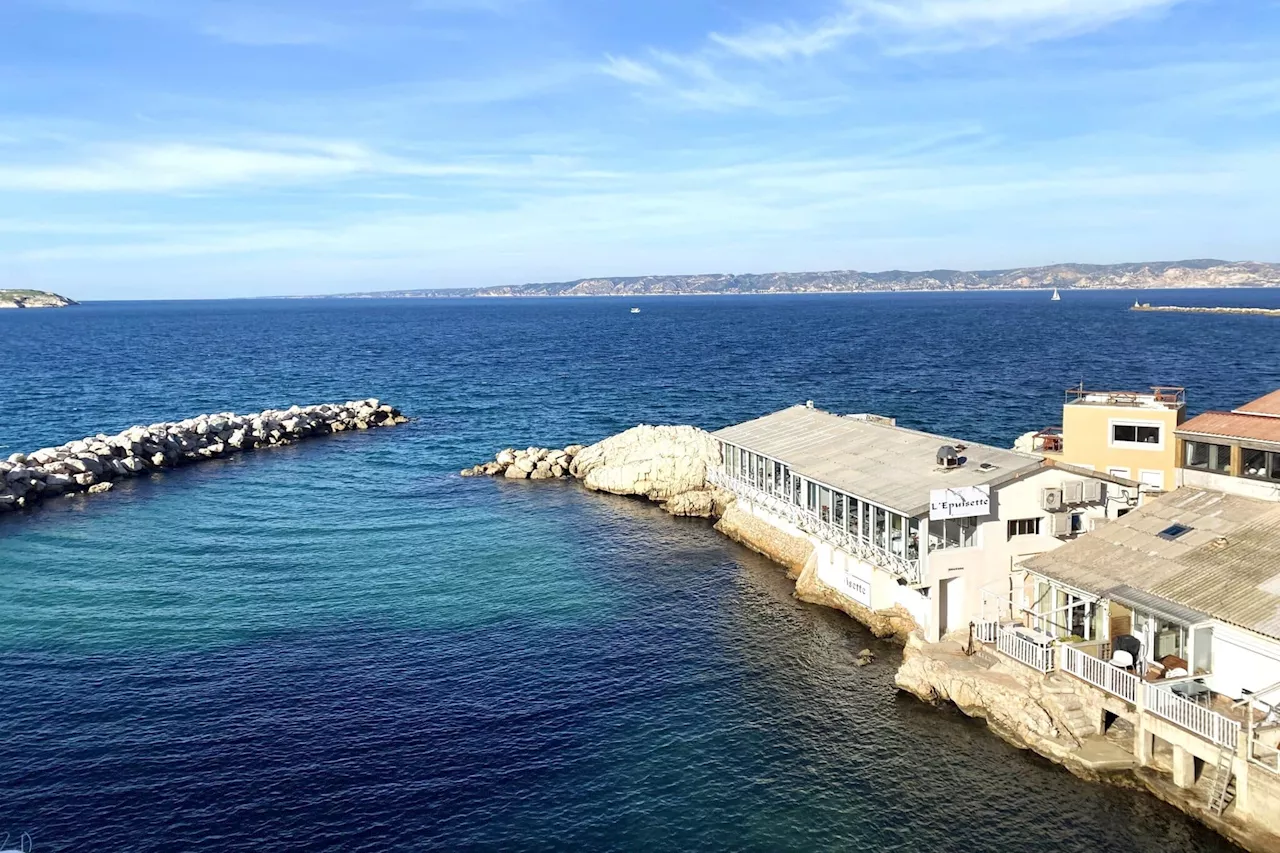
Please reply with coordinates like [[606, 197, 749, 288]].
[[709, 468, 923, 584], [996, 627, 1056, 673], [1060, 644, 1138, 703], [1143, 682, 1241, 748]]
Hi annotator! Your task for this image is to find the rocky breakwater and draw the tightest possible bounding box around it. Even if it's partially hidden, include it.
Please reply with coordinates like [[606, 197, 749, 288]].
[[462, 425, 730, 518], [0, 399, 407, 514], [461, 445, 585, 480]]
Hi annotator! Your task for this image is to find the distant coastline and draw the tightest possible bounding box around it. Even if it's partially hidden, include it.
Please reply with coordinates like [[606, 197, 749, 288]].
[[290, 259, 1280, 300], [0, 289, 76, 309]]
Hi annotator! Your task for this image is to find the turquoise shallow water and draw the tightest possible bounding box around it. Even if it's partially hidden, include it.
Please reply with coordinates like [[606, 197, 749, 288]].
[[3, 291, 1279, 851]]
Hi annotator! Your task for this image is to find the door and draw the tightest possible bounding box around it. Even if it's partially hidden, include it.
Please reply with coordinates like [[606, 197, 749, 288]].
[[939, 576, 965, 637]]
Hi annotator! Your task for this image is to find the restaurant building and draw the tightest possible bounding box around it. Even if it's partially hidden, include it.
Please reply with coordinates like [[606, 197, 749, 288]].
[[708, 403, 1126, 643]]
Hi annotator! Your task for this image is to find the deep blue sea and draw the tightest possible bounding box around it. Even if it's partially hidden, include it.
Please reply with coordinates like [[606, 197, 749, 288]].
[[3, 289, 1279, 852]]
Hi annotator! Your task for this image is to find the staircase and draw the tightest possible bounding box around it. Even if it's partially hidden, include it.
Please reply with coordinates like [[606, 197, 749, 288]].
[[1209, 746, 1235, 816], [1041, 675, 1098, 740]]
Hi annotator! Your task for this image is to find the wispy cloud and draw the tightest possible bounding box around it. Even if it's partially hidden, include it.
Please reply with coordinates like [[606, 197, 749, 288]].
[[712, 0, 1186, 60], [607, 0, 1189, 110], [0, 139, 545, 193]]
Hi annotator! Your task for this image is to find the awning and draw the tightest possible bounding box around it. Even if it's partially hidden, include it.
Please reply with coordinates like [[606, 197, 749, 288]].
[[1109, 585, 1211, 626]]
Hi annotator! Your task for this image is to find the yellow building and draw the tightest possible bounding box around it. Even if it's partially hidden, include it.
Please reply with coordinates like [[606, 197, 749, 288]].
[[1025, 386, 1186, 492]]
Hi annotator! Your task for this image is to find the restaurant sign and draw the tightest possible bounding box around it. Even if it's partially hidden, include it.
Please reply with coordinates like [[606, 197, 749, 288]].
[[929, 485, 991, 520]]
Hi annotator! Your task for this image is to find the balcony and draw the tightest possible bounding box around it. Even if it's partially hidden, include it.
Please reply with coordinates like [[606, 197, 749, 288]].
[[708, 468, 922, 584], [1030, 427, 1064, 455], [1064, 386, 1186, 409]]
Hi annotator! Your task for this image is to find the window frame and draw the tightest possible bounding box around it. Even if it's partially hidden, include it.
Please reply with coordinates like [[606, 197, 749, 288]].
[[1109, 419, 1165, 450]]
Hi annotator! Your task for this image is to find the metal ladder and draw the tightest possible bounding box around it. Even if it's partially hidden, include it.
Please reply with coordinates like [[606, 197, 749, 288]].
[[1209, 746, 1234, 816]]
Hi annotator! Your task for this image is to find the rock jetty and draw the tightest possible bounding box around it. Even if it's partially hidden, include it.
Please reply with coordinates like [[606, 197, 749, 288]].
[[1131, 303, 1280, 317], [462, 424, 729, 518], [461, 444, 585, 480], [0, 399, 407, 514]]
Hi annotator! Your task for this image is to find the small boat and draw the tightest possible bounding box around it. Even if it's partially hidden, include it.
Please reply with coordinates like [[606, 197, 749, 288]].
[[630, 307, 641, 314], [1051, 288, 1061, 301]]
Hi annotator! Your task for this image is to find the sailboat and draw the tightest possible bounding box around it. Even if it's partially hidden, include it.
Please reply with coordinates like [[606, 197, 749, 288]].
[[1051, 288, 1061, 301]]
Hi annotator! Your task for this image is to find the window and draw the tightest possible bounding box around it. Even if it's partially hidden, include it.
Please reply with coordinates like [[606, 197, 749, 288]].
[[929, 517, 977, 551], [1243, 448, 1280, 483], [1112, 423, 1162, 445], [1159, 523, 1192, 540], [1007, 518, 1041, 537], [1184, 440, 1230, 473]]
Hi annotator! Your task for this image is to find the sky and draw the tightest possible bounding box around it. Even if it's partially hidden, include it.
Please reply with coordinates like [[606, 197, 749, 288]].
[[1, 0, 1279, 299]]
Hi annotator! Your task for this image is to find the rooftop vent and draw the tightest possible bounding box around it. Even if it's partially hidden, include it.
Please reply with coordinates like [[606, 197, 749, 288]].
[[1158, 523, 1193, 541], [937, 445, 961, 469], [978, 462, 998, 471]]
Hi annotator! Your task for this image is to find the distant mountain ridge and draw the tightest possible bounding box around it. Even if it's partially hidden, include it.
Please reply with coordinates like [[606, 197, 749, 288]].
[[317, 259, 1280, 299]]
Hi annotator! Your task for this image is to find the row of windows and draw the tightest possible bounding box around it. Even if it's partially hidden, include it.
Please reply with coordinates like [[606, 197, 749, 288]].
[[1183, 440, 1280, 482], [722, 443, 988, 559]]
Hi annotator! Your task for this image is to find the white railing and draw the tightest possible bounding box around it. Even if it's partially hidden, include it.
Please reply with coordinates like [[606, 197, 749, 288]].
[[1059, 644, 1139, 704], [1143, 682, 1241, 748], [709, 468, 923, 584], [996, 627, 1056, 672], [1251, 738, 1280, 775], [973, 619, 999, 644]]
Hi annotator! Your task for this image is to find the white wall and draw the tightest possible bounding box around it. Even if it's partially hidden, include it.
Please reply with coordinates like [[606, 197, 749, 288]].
[[1180, 468, 1280, 502], [1209, 624, 1280, 702], [923, 467, 1121, 640]]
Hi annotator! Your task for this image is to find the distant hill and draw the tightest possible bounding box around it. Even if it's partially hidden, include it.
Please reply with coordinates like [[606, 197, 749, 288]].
[[0, 289, 77, 309], [315, 259, 1280, 299]]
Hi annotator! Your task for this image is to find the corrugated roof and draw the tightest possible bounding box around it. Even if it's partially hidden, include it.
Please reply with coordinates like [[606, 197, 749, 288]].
[[711, 405, 1044, 516], [1177, 411, 1280, 444], [1023, 489, 1280, 641], [1235, 389, 1280, 418]]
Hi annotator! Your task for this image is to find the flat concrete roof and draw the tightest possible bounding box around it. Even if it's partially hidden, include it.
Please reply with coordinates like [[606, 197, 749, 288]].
[[1023, 488, 1280, 641], [712, 405, 1044, 517]]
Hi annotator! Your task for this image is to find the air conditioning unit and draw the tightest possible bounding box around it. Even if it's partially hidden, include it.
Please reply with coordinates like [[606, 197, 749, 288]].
[[1082, 479, 1104, 503], [1063, 480, 1084, 505], [1041, 487, 1064, 512], [1049, 512, 1073, 537]]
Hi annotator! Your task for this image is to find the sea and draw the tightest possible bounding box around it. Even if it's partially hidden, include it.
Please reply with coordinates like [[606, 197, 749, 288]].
[[2, 288, 1279, 853]]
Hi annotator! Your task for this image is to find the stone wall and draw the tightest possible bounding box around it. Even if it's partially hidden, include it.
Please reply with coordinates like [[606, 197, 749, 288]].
[[1, 399, 407, 513]]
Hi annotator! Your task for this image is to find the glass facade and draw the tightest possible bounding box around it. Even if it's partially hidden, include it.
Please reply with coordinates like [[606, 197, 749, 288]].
[[716, 441, 935, 571]]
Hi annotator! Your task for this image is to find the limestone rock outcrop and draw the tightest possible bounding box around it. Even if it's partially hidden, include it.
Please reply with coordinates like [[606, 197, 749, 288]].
[[895, 634, 1080, 758], [713, 502, 814, 577], [462, 425, 728, 518], [0, 399, 408, 515], [570, 425, 719, 501]]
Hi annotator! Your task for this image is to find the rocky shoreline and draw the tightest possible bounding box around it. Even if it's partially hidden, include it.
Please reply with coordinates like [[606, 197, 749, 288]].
[[461, 424, 730, 517], [466, 421, 1276, 851], [1, 399, 407, 514]]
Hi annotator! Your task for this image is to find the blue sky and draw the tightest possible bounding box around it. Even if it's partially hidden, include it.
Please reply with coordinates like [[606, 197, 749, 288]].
[[1, 0, 1278, 299]]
